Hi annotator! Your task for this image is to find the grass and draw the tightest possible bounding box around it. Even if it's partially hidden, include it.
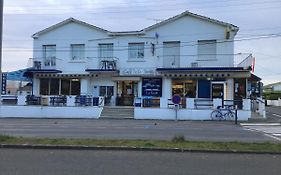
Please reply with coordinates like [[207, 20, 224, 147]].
[[0, 134, 280, 153]]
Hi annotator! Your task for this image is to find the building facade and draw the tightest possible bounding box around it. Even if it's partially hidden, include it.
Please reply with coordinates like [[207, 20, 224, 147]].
[[28, 11, 252, 109]]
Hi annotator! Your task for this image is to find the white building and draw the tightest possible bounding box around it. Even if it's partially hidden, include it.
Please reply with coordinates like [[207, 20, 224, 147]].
[[7, 11, 254, 120]]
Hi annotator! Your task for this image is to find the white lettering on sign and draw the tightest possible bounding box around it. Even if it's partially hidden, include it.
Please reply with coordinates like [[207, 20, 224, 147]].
[[120, 68, 156, 75]]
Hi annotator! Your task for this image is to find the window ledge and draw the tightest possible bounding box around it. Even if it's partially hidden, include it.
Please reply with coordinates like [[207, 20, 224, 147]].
[[127, 59, 145, 62]]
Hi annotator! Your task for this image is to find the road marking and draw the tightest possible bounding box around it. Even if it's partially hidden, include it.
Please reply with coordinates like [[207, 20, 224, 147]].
[[240, 123, 280, 126], [264, 133, 281, 141], [272, 113, 281, 118]]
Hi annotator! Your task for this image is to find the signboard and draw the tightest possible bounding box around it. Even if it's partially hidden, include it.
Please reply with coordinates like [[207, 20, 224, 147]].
[[1, 73, 7, 95], [142, 78, 162, 97], [120, 68, 156, 76]]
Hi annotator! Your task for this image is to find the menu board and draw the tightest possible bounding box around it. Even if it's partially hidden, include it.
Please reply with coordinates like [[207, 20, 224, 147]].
[[142, 78, 162, 97]]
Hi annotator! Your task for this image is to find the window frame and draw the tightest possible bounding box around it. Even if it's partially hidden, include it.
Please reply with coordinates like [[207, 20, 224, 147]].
[[128, 42, 145, 60], [71, 44, 85, 60]]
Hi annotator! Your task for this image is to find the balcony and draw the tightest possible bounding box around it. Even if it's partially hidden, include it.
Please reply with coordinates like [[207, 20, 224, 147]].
[[32, 57, 57, 70], [99, 57, 118, 70]]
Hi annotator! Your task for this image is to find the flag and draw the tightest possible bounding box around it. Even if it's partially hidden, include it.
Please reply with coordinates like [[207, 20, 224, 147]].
[[251, 57, 255, 72]]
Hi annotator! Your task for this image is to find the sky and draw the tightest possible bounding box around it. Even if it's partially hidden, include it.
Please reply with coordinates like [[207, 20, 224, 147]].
[[2, 0, 281, 85]]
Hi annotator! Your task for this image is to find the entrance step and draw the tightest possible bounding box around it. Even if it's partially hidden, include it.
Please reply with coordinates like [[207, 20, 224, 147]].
[[100, 106, 134, 119]]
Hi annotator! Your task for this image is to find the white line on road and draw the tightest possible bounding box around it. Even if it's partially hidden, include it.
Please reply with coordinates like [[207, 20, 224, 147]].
[[272, 113, 281, 118], [240, 123, 281, 126]]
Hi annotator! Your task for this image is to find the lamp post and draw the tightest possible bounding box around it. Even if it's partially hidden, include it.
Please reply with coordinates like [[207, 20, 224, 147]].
[[0, 0, 3, 98]]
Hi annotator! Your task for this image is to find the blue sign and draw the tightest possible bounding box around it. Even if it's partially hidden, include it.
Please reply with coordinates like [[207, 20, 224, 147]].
[[142, 78, 162, 97], [1, 73, 7, 95], [172, 95, 181, 104]]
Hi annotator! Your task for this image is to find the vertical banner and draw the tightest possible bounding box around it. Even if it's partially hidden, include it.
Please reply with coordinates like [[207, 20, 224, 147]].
[[1, 72, 6, 95]]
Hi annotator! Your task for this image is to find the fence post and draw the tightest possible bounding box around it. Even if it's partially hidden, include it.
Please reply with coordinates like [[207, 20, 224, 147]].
[[235, 105, 238, 125]]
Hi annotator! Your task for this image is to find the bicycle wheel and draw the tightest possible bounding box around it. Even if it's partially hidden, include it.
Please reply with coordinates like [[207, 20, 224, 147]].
[[225, 111, 235, 121], [211, 110, 223, 120]]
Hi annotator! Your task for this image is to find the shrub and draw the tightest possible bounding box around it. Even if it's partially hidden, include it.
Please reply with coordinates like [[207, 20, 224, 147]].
[[172, 135, 185, 142]]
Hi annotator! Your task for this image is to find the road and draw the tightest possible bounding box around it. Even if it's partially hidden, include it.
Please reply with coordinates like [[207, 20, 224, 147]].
[[0, 149, 280, 175], [0, 118, 276, 142], [240, 106, 281, 141]]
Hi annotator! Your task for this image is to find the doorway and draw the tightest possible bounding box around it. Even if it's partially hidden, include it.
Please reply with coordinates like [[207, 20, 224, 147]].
[[116, 81, 138, 106]]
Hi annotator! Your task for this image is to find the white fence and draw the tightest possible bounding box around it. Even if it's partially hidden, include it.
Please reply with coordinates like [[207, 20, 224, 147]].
[[266, 98, 281, 107]]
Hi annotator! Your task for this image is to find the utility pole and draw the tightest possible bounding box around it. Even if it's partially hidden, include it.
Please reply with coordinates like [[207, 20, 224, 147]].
[[0, 0, 3, 97]]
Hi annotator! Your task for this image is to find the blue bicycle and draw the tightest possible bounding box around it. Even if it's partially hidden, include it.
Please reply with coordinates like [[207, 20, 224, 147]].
[[210, 106, 235, 121]]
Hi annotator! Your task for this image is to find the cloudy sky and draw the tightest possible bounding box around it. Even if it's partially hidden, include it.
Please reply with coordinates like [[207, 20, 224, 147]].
[[2, 0, 281, 84]]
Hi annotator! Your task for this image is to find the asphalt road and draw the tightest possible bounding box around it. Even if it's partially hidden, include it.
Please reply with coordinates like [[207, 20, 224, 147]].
[[0, 118, 276, 142], [0, 149, 280, 175]]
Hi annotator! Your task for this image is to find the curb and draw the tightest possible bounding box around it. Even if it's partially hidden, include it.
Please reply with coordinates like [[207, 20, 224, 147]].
[[1, 144, 280, 155]]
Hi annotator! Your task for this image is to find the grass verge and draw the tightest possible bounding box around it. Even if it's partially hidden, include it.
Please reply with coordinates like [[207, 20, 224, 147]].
[[0, 135, 280, 153]]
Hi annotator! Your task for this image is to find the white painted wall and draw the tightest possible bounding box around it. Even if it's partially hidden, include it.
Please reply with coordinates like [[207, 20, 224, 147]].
[[0, 106, 102, 118], [134, 108, 250, 121], [33, 15, 236, 73]]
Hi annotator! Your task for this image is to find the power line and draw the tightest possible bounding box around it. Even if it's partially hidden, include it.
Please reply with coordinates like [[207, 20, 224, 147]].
[[2, 32, 281, 52]]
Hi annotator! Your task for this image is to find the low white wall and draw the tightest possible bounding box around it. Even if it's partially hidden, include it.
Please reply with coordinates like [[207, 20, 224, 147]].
[[267, 99, 281, 107], [0, 106, 102, 118], [134, 108, 250, 121]]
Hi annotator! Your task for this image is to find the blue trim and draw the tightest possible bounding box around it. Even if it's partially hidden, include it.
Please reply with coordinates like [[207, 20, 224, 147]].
[[156, 67, 249, 72], [23, 69, 62, 77]]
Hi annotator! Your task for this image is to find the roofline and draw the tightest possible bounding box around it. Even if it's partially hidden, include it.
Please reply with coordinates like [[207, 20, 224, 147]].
[[32, 11, 239, 38], [32, 18, 109, 39], [264, 81, 281, 87], [142, 11, 239, 33]]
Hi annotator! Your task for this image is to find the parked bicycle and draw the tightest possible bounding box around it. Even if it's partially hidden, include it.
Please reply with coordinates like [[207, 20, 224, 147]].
[[210, 105, 235, 121]]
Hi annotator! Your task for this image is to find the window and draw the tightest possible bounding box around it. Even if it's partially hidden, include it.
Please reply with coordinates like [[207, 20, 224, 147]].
[[172, 79, 196, 98], [128, 43, 144, 59], [99, 86, 114, 97], [39, 78, 81, 95], [71, 44, 85, 60], [40, 79, 49, 95], [98, 43, 113, 58], [71, 79, 81, 95], [197, 40, 216, 61], [61, 79, 71, 95], [43, 45, 56, 66], [50, 79, 60, 95]]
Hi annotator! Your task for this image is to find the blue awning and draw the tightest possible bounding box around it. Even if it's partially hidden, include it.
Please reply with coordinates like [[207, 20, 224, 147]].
[[6, 69, 31, 81]]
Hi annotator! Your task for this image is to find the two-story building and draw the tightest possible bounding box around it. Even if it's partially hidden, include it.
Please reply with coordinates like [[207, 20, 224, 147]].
[[19, 11, 254, 120]]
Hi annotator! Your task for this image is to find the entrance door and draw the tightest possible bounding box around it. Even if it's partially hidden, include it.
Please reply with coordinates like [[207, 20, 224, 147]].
[[116, 81, 138, 106], [163, 42, 180, 68], [212, 83, 224, 99]]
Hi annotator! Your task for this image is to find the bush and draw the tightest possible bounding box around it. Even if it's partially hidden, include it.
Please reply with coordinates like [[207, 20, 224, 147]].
[[263, 91, 281, 100]]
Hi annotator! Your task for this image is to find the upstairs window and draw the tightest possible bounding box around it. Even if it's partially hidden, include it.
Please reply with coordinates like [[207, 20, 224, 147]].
[[197, 40, 216, 61], [98, 43, 113, 58], [43, 45, 56, 66], [71, 44, 85, 60], [128, 43, 144, 59], [43, 45, 56, 59]]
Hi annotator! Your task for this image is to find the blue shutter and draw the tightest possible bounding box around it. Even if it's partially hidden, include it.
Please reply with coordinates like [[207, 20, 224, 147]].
[[198, 80, 211, 98]]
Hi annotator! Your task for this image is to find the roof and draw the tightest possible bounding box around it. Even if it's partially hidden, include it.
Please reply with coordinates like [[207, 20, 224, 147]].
[[32, 11, 239, 38], [142, 11, 239, 32], [32, 18, 109, 38], [264, 81, 281, 88]]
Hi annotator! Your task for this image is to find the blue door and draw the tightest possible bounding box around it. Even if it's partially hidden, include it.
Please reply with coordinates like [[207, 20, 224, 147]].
[[198, 80, 211, 98]]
